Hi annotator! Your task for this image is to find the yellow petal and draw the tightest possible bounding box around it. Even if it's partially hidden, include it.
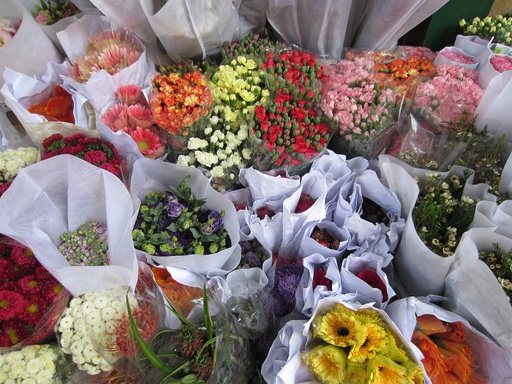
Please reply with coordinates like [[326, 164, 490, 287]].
[[302, 344, 348, 384]]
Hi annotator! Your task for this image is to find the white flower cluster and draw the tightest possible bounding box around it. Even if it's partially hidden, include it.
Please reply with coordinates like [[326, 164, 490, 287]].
[[57, 286, 138, 375], [0, 344, 66, 384], [177, 106, 252, 182], [0, 147, 40, 183]]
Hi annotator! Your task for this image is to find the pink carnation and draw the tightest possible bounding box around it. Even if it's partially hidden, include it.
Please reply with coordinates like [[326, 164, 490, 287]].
[[490, 55, 512, 73]]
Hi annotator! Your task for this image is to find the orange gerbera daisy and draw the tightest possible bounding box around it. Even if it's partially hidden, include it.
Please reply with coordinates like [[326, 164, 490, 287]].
[[27, 85, 74, 123]]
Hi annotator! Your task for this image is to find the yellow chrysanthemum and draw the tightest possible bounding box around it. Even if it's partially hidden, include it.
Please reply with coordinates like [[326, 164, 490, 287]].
[[366, 353, 411, 384], [402, 360, 425, 384], [382, 332, 410, 363], [353, 307, 382, 325], [313, 304, 362, 347], [348, 323, 388, 363], [302, 344, 348, 384]]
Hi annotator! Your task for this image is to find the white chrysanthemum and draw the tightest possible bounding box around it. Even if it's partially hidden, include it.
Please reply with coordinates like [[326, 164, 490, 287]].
[[242, 148, 252, 160], [58, 315, 74, 332], [204, 126, 213, 135], [188, 137, 208, 150], [195, 151, 219, 168], [26, 358, 44, 375], [211, 166, 225, 178], [5, 351, 23, 364], [176, 155, 192, 167], [101, 306, 118, 322]]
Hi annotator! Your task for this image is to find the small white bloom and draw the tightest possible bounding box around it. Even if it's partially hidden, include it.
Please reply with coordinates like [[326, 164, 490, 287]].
[[242, 148, 251, 160], [188, 137, 209, 150], [211, 166, 225, 178]]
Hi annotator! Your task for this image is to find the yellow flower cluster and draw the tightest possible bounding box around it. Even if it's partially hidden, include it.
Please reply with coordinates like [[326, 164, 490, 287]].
[[302, 303, 424, 384]]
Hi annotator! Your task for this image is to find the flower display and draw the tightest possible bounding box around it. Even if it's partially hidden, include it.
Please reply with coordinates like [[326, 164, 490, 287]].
[[58, 221, 109, 266], [479, 243, 512, 303], [0, 344, 67, 383], [42, 133, 125, 178], [310, 226, 342, 250], [239, 239, 271, 269], [0, 237, 66, 348], [132, 175, 230, 256], [320, 57, 395, 153], [301, 302, 424, 384], [459, 15, 512, 46], [490, 54, 512, 72], [32, 0, 80, 26], [0, 18, 18, 47], [412, 64, 484, 126], [413, 173, 477, 257], [150, 65, 212, 136], [27, 84, 75, 124], [57, 286, 138, 375], [441, 49, 477, 65], [71, 29, 144, 83], [177, 56, 270, 188], [220, 32, 280, 61], [0, 146, 39, 183], [101, 84, 167, 159], [412, 314, 485, 383], [356, 270, 388, 302]]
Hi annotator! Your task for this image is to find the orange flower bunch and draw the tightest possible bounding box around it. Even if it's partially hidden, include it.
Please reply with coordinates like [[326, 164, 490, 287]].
[[151, 266, 203, 317], [412, 314, 486, 384], [375, 57, 436, 103], [150, 66, 212, 136], [27, 85, 74, 123]]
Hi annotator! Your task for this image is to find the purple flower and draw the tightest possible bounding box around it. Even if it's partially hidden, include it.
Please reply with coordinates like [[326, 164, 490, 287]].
[[271, 263, 304, 317], [202, 211, 223, 235], [240, 251, 261, 269], [167, 201, 185, 218]]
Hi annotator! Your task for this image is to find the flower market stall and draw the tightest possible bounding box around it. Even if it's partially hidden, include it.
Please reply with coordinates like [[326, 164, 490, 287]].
[[2, 0, 512, 383]]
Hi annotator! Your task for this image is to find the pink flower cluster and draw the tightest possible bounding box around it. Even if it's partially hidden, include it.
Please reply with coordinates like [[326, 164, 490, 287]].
[[490, 55, 512, 73], [320, 57, 395, 141], [102, 84, 167, 159], [412, 65, 484, 126], [0, 237, 65, 347], [394, 45, 437, 61], [441, 49, 477, 64]]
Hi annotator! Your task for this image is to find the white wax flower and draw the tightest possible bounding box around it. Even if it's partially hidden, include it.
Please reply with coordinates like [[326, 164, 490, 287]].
[[0, 147, 40, 183]]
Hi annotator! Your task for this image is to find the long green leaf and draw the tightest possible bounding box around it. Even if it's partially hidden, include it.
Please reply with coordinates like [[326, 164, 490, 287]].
[[126, 294, 173, 376]]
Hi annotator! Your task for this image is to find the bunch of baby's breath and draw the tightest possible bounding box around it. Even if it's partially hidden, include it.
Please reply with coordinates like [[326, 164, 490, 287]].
[[413, 172, 477, 257], [479, 243, 512, 303]]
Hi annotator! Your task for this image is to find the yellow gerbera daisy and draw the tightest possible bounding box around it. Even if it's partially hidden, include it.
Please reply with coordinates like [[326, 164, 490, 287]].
[[402, 360, 425, 384], [366, 353, 411, 384], [348, 323, 388, 363], [346, 359, 367, 384], [302, 344, 348, 384], [353, 307, 382, 325], [382, 331, 410, 363], [313, 304, 362, 347]]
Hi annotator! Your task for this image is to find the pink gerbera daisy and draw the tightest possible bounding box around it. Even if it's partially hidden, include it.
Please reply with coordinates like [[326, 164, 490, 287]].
[[116, 84, 143, 106], [127, 104, 154, 129], [102, 103, 130, 132], [130, 127, 166, 159]]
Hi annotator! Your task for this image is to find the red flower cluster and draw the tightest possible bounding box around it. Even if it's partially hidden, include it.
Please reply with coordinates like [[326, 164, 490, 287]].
[[0, 181, 11, 197], [356, 269, 388, 302], [295, 193, 316, 213], [27, 85, 75, 124], [42, 133, 125, 178], [251, 49, 332, 172], [312, 269, 332, 291], [0, 237, 65, 347]]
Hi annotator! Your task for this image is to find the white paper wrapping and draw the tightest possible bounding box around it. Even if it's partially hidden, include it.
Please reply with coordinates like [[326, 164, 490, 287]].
[[129, 158, 241, 276], [239, 167, 300, 205], [0, 0, 62, 101], [267, 0, 368, 59], [262, 295, 422, 384], [379, 155, 490, 296], [353, 0, 449, 51], [471, 199, 512, 239], [454, 34, 490, 58], [1, 61, 97, 147], [299, 220, 350, 261], [444, 228, 512, 355], [140, 0, 239, 60], [340, 252, 396, 308], [0, 107, 33, 150], [0, 155, 139, 296], [433, 46, 479, 70], [386, 297, 512, 384], [57, 15, 152, 113]]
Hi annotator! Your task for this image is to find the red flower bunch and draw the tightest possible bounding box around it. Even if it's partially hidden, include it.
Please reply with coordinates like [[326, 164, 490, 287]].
[[42, 133, 125, 178], [412, 315, 485, 384], [356, 269, 388, 301], [312, 268, 332, 291], [295, 193, 315, 213], [0, 181, 11, 197], [257, 206, 276, 220], [0, 237, 66, 347], [310, 226, 341, 250], [27, 84, 75, 124], [150, 65, 212, 136]]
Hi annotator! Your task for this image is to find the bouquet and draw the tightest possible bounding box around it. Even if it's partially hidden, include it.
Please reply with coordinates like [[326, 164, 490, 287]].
[[412, 64, 484, 127], [459, 15, 512, 46], [0, 237, 69, 349], [132, 175, 231, 257], [0, 146, 39, 183], [150, 64, 212, 151], [101, 84, 167, 159], [0, 344, 68, 383], [321, 56, 396, 158], [434, 47, 479, 70], [177, 55, 270, 189], [42, 133, 125, 179], [32, 0, 80, 25]]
